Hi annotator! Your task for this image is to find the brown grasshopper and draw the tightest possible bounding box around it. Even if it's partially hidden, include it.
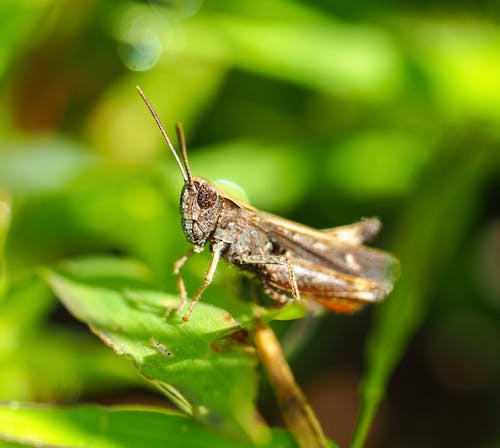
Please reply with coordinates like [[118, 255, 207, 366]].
[[137, 86, 399, 321]]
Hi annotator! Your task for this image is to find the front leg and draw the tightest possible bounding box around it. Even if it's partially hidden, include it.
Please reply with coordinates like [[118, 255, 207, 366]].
[[173, 248, 194, 312], [183, 242, 223, 321], [239, 254, 301, 302]]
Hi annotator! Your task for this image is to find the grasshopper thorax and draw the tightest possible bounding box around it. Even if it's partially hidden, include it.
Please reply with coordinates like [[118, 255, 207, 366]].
[[181, 177, 222, 252]]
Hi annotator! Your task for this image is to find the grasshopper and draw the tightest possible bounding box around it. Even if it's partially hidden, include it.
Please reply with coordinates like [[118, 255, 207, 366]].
[[137, 86, 399, 321]]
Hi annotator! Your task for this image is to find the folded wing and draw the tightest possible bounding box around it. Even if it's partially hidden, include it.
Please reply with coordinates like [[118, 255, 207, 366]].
[[252, 212, 399, 287]]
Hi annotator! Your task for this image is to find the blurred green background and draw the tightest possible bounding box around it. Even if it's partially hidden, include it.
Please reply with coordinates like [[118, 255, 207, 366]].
[[0, 0, 499, 447]]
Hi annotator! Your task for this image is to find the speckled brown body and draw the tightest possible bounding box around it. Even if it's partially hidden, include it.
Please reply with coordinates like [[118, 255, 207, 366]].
[[179, 177, 398, 316]]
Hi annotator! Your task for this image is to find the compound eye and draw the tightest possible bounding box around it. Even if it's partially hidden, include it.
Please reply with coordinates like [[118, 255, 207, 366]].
[[197, 183, 218, 209]]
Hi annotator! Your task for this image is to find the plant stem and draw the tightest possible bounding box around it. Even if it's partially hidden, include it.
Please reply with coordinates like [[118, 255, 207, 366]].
[[253, 318, 330, 448]]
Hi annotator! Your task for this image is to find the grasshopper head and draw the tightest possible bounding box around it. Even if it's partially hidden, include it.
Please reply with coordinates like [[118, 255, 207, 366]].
[[180, 177, 222, 252], [136, 87, 222, 252]]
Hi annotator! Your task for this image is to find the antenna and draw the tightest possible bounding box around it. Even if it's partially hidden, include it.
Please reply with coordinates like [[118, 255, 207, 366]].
[[175, 123, 192, 184], [136, 86, 189, 184]]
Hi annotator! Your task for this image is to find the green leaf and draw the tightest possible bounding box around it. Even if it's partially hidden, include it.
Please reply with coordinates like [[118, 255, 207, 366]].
[[44, 258, 269, 444], [0, 402, 297, 448]]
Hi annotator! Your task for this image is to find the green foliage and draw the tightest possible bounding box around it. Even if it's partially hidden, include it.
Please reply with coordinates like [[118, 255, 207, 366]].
[[351, 144, 496, 448], [0, 196, 9, 296], [44, 258, 267, 443], [1, 0, 499, 446], [0, 403, 297, 448]]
